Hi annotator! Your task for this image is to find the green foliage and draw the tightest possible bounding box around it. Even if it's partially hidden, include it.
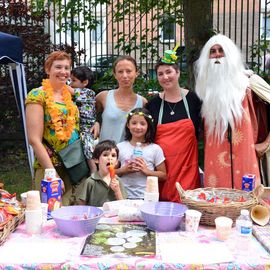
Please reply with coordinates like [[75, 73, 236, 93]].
[[42, 0, 184, 62], [249, 37, 270, 83], [0, 141, 32, 197]]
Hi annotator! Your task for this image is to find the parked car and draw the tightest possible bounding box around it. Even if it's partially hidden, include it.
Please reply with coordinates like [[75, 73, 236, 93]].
[[86, 55, 119, 91], [87, 54, 119, 79]]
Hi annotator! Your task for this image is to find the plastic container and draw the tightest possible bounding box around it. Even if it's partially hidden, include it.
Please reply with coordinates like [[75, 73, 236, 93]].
[[235, 209, 253, 254], [215, 216, 232, 240], [51, 206, 103, 236], [140, 201, 187, 232], [133, 142, 143, 157], [25, 209, 43, 234]]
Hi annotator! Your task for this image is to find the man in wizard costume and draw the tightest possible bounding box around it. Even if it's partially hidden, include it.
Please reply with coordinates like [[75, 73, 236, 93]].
[[195, 34, 270, 188]]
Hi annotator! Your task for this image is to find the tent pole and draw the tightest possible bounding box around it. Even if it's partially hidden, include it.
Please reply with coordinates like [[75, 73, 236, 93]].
[[9, 63, 34, 179]]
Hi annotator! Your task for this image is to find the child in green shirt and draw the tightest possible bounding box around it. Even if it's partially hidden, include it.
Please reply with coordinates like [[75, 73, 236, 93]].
[[77, 140, 127, 206]]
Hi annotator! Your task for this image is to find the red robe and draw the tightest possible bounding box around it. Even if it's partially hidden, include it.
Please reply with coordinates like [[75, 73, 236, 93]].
[[204, 89, 261, 189]]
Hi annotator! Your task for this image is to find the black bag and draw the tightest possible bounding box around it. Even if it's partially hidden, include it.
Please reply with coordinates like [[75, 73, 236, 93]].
[[44, 139, 89, 185]]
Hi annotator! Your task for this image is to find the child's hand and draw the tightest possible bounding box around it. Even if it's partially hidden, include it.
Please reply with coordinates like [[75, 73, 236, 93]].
[[67, 85, 75, 95], [110, 178, 120, 192], [124, 160, 137, 173], [110, 178, 123, 200], [91, 122, 100, 139], [132, 157, 148, 174]]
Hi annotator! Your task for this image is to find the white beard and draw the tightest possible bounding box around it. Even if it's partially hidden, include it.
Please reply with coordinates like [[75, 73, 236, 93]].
[[197, 58, 248, 142]]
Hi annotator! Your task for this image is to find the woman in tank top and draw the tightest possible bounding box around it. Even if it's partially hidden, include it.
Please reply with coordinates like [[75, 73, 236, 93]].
[[96, 55, 148, 143]]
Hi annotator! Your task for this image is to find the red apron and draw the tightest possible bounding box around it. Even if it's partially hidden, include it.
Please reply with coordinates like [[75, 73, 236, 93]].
[[155, 119, 200, 202]]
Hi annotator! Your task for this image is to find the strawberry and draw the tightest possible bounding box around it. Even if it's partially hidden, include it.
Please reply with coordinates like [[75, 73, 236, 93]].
[[198, 192, 206, 200], [238, 196, 246, 202]]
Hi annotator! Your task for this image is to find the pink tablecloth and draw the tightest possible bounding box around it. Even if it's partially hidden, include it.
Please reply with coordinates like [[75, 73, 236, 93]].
[[0, 219, 270, 270]]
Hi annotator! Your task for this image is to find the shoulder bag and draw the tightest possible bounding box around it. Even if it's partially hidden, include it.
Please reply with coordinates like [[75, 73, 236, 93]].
[[44, 139, 89, 185]]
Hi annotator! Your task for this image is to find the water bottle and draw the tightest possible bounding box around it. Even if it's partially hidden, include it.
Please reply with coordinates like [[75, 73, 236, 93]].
[[235, 209, 253, 255], [132, 142, 143, 172], [133, 142, 143, 158]]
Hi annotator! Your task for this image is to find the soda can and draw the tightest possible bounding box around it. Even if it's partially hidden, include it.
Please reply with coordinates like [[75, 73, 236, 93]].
[[242, 174, 255, 191]]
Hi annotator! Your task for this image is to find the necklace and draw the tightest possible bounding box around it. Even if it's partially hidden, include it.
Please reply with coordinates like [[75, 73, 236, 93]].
[[163, 92, 179, 116], [166, 101, 177, 115], [42, 79, 77, 141]]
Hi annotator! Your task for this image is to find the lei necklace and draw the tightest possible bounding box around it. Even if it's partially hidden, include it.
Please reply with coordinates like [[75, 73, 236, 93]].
[[42, 79, 77, 141]]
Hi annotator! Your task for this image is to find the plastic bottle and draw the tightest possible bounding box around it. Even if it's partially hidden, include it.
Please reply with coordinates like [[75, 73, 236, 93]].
[[235, 209, 253, 255], [132, 142, 143, 173], [133, 142, 143, 158]]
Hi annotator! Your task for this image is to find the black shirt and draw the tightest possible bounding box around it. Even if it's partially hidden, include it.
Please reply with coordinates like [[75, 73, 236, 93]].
[[146, 91, 202, 138]]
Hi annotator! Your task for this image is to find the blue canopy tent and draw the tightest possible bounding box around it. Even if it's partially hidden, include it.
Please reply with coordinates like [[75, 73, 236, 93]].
[[0, 31, 34, 178]]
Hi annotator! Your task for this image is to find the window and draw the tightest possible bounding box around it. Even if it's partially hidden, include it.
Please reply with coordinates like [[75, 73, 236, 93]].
[[64, 17, 79, 44], [159, 15, 176, 42], [261, 14, 270, 39], [91, 17, 106, 43]]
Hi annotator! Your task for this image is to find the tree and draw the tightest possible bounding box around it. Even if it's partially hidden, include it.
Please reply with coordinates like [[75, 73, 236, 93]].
[[44, 0, 213, 89], [183, 0, 213, 88], [9, 0, 213, 91]]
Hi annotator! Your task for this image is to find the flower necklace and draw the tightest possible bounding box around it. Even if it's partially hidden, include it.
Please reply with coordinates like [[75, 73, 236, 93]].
[[42, 79, 77, 141]]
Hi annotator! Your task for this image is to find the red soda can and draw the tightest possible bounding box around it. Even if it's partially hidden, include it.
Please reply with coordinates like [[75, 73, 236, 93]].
[[242, 174, 255, 191]]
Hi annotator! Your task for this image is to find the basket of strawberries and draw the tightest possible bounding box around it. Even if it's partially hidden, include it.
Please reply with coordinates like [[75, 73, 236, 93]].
[[176, 182, 260, 226]]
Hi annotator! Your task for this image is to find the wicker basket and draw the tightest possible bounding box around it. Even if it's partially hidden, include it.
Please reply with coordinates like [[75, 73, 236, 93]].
[[0, 209, 25, 246], [176, 182, 260, 226]]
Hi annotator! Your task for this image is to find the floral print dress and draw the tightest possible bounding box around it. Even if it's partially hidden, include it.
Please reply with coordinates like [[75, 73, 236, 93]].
[[25, 87, 80, 169], [74, 87, 96, 159]]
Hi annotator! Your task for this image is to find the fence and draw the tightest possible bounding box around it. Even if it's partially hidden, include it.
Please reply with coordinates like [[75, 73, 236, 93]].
[[0, 0, 269, 81], [43, 0, 269, 75], [0, 0, 269, 141]]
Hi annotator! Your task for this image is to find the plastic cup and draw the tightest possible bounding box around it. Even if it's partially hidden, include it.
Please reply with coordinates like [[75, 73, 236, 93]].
[[144, 192, 159, 202], [20, 192, 27, 206], [25, 209, 43, 234], [146, 176, 159, 193], [215, 216, 233, 241], [41, 203, 49, 224], [185, 209, 202, 233], [26, 190, 41, 210]]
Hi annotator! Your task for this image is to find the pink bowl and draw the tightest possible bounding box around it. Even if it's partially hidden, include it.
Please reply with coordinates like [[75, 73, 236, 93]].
[[140, 201, 187, 232], [51, 205, 103, 236]]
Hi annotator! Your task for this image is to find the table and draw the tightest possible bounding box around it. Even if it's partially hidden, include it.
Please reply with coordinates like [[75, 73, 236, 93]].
[[0, 218, 270, 270]]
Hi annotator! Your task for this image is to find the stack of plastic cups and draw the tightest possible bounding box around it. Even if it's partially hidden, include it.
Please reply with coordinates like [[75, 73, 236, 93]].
[[25, 190, 43, 234], [144, 176, 159, 202]]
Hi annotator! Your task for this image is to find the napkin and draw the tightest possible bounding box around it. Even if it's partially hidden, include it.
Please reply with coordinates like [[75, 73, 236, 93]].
[[252, 223, 270, 253]]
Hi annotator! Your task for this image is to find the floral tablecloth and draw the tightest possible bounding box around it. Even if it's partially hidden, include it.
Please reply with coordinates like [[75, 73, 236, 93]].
[[0, 218, 270, 270]]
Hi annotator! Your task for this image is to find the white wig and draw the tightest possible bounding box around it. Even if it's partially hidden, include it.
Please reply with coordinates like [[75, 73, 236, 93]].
[[194, 34, 249, 142]]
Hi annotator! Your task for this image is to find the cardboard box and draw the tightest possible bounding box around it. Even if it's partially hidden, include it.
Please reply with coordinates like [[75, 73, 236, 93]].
[[41, 178, 62, 217], [242, 174, 255, 191]]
